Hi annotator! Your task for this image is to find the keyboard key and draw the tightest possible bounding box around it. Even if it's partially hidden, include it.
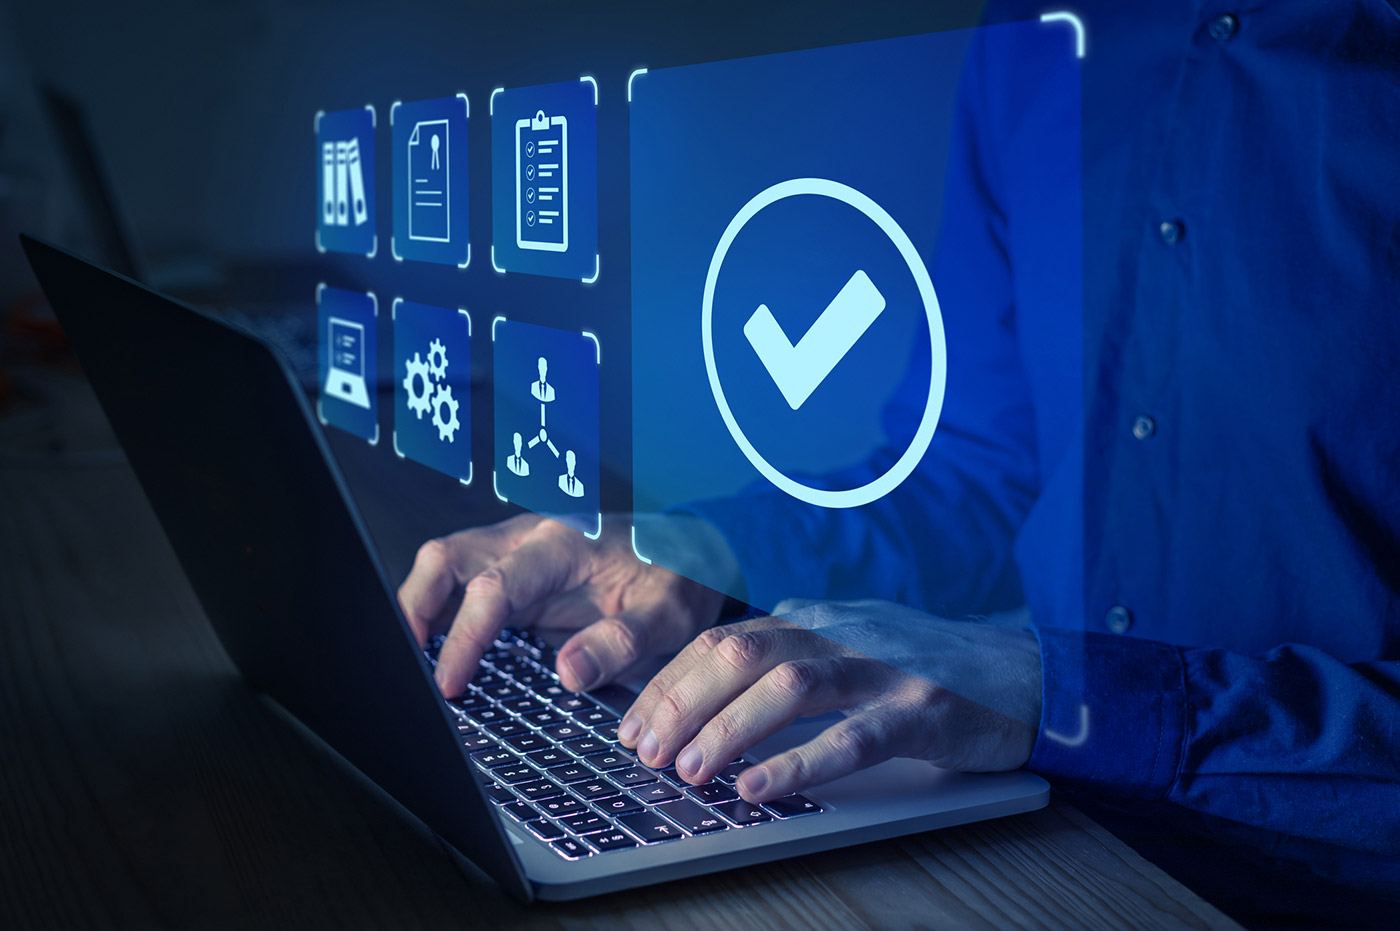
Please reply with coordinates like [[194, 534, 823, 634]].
[[550, 837, 593, 859], [763, 794, 823, 818], [448, 695, 488, 714], [525, 747, 572, 769], [465, 706, 507, 725], [501, 696, 544, 715], [460, 732, 495, 751], [504, 732, 550, 753], [596, 794, 645, 817], [575, 707, 619, 727], [584, 750, 633, 771], [635, 782, 683, 804], [559, 812, 609, 835], [544, 722, 588, 742], [514, 670, 552, 687], [516, 779, 566, 802], [485, 683, 525, 702], [661, 799, 728, 834], [495, 765, 540, 785], [590, 830, 638, 852], [501, 801, 540, 822], [485, 784, 516, 805], [522, 708, 566, 728], [611, 766, 660, 788], [593, 722, 622, 742], [470, 749, 520, 770], [553, 695, 592, 713], [470, 671, 504, 689], [686, 783, 739, 805], [537, 795, 588, 818], [486, 720, 528, 738], [527, 820, 565, 841], [572, 779, 620, 801], [617, 810, 686, 843], [714, 761, 752, 784], [546, 763, 594, 784], [562, 736, 608, 756], [536, 683, 568, 701], [713, 799, 773, 826]]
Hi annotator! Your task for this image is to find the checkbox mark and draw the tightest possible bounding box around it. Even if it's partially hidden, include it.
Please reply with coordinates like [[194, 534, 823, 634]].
[[743, 269, 887, 410]]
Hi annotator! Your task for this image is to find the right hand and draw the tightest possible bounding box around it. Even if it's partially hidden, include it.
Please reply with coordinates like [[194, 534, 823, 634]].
[[397, 513, 727, 698]]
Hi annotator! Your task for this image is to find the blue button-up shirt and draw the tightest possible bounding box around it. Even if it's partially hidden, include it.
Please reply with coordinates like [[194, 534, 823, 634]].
[[693, 1, 1400, 922]]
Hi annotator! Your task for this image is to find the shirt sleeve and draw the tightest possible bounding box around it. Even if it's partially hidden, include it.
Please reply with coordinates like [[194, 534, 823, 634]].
[[1031, 627, 1400, 875]]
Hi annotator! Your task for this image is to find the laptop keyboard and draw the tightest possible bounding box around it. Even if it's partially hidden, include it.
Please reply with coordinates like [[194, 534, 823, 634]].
[[427, 627, 823, 860]]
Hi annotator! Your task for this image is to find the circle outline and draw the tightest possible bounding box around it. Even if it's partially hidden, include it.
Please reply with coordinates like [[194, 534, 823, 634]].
[[701, 178, 946, 509]]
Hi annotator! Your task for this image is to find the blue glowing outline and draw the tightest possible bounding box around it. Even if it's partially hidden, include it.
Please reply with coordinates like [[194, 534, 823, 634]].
[[627, 68, 648, 103], [631, 524, 652, 565], [579, 74, 598, 106], [1040, 10, 1086, 58]]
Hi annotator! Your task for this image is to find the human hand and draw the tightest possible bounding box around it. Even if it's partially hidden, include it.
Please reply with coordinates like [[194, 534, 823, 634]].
[[616, 599, 1042, 803], [397, 513, 727, 697]]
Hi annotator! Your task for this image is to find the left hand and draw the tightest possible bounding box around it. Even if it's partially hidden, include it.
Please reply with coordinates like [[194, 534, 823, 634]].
[[616, 600, 1042, 803]]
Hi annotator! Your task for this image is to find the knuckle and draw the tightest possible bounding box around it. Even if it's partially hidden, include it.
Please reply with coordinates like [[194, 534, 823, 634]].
[[415, 537, 452, 570], [464, 566, 506, 600], [655, 690, 689, 730], [597, 617, 644, 665], [705, 713, 743, 749], [693, 627, 728, 656], [827, 721, 878, 768], [770, 661, 820, 700], [716, 631, 767, 673]]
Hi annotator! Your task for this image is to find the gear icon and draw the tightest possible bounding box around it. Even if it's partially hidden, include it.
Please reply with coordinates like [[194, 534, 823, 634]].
[[427, 338, 449, 381], [403, 352, 433, 419], [431, 383, 461, 443]]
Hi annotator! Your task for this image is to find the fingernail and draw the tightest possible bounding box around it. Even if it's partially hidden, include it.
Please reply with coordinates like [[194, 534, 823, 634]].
[[638, 729, 659, 763], [563, 648, 601, 692], [618, 711, 641, 745], [739, 767, 769, 799], [676, 745, 703, 778]]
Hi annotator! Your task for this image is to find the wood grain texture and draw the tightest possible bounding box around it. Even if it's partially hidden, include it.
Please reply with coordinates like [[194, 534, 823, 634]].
[[0, 370, 1242, 931]]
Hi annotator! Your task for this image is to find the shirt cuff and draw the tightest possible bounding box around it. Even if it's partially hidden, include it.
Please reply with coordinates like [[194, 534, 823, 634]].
[[1028, 626, 1188, 800]]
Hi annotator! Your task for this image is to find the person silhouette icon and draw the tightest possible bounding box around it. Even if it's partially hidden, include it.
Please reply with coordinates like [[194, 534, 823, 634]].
[[558, 450, 584, 498], [507, 431, 529, 477], [531, 356, 556, 403]]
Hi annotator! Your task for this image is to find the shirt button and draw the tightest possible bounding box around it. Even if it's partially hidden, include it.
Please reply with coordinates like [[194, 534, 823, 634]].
[[1132, 415, 1156, 440], [1208, 13, 1239, 41], [1106, 605, 1133, 634], [1158, 219, 1184, 245]]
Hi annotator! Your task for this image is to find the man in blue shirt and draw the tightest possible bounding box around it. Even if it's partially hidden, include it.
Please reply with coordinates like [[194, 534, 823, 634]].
[[402, 1, 1399, 924]]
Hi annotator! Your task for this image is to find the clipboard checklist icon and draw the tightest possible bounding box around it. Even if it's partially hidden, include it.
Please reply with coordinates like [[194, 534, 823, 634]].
[[515, 109, 568, 252]]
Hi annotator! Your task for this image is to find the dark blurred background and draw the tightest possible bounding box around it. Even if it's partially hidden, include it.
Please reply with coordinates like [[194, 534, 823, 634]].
[[0, 0, 986, 575]]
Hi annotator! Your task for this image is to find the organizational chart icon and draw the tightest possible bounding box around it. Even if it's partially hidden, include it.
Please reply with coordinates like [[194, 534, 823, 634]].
[[317, 285, 379, 444], [493, 318, 600, 538], [490, 77, 598, 282], [391, 95, 471, 267], [316, 106, 377, 258], [393, 299, 472, 483]]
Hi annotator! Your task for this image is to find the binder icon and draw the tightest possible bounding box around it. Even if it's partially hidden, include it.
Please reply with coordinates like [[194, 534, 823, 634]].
[[327, 138, 368, 228], [515, 109, 568, 252]]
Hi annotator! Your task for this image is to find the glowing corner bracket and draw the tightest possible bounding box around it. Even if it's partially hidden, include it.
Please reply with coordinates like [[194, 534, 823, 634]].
[[493, 469, 508, 502], [1044, 703, 1090, 746], [1040, 10, 1086, 58], [582, 253, 600, 285], [489, 87, 504, 116], [631, 524, 652, 565], [702, 178, 946, 509], [491, 245, 506, 274], [579, 74, 598, 106], [627, 68, 648, 103]]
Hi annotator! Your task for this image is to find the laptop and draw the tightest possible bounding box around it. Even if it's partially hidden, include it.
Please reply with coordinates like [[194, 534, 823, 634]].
[[21, 235, 1049, 903], [323, 315, 371, 408]]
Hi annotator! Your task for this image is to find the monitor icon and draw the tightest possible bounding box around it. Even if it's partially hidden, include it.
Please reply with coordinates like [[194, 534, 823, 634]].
[[325, 317, 371, 409]]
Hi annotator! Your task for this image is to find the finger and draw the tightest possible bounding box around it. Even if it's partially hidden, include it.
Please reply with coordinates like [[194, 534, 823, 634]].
[[617, 617, 786, 749], [737, 706, 919, 803], [554, 605, 668, 693], [632, 627, 823, 769], [433, 525, 589, 696], [398, 536, 480, 646], [672, 657, 883, 784]]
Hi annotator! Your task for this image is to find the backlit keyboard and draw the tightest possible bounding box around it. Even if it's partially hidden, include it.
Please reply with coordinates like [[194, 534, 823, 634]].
[[427, 627, 823, 860]]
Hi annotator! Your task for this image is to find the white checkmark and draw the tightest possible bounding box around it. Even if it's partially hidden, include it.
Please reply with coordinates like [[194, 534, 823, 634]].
[[744, 269, 887, 410]]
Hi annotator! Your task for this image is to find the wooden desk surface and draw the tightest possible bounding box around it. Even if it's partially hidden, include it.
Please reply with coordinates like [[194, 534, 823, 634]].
[[0, 369, 1240, 930]]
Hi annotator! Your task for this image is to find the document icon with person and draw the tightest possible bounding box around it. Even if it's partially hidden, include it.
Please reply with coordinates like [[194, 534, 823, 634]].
[[408, 119, 450, 242], [516, 109, 568, 252]]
